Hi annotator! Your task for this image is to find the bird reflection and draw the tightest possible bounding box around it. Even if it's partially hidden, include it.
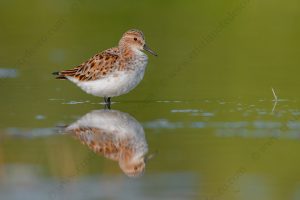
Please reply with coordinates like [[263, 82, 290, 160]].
[[64, 109, 152, 177]]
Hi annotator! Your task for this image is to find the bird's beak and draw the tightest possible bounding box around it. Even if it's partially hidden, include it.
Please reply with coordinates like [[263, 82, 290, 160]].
[[143, 44, 158, 56]]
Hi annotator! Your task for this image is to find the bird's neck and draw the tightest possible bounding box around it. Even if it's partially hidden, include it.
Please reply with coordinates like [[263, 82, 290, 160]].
[[118, 45, 147, 71], [120, 46, 135, 59], [119, 43, 146, 59]]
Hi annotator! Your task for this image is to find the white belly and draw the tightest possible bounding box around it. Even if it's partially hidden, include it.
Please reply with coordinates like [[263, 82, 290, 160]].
[[68, 64, 146, 97]]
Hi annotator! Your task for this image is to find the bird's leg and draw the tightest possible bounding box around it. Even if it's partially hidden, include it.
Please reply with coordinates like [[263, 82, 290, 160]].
[[104, 103, 111, 110], [107, 97, 111, 104], [103, 97, 111, 110]]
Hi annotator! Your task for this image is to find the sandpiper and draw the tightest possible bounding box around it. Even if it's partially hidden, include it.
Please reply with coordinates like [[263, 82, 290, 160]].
[[52, 29, 157, 105]]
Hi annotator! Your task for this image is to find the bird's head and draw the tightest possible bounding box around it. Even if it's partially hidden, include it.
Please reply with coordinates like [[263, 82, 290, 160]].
[[119, 29, 157, 56]]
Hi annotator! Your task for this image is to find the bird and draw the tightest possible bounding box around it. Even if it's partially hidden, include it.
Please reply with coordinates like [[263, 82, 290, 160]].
[[52, 29, 157, 105], [64, 109, 154, 177]]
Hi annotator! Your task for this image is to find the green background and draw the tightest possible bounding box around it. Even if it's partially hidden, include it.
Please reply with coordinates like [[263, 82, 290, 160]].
[[1, 0, 300, 199]]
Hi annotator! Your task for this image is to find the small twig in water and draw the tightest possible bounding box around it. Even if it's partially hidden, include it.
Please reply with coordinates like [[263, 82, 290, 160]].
[[272, 100, 277, 113], [271, 87, 278, 113], [271, 88, 278, 102]]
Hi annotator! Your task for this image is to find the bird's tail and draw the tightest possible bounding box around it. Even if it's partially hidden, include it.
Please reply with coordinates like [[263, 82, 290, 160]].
[[52, 71, 67, 80]]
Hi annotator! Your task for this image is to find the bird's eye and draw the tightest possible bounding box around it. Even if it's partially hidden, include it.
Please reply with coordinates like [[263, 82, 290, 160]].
[[134, 37, 137, 41]]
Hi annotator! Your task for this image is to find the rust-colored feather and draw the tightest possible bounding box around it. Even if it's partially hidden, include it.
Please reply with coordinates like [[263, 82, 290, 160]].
[[53, 47, 120, 81]]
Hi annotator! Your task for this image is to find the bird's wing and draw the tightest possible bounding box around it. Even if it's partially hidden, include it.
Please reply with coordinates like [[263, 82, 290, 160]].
[[55, 47, 120, 81]]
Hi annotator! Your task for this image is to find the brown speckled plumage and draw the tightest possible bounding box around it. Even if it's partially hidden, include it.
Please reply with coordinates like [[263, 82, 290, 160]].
[[56, 48, 121, 81], [52, 29, 157, 99], [53, 29, 150, 81]]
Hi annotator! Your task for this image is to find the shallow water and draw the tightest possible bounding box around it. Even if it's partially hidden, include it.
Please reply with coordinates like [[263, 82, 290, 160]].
[[1, 0, 300, 200], [1, 99, 300, 200]]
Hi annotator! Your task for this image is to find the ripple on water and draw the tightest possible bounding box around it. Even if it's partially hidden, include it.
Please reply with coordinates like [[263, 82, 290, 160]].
[[0, 68, 18, 78], [35, 115, 46, 120], [216, 129, 300, 139], [156, 100, 182, 103], [62, 100, 89, 105], [143, 119, 183, 129], [5, 128, 57, 138], [171, 109, 199, 113], [171, 109, 215, 117]]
